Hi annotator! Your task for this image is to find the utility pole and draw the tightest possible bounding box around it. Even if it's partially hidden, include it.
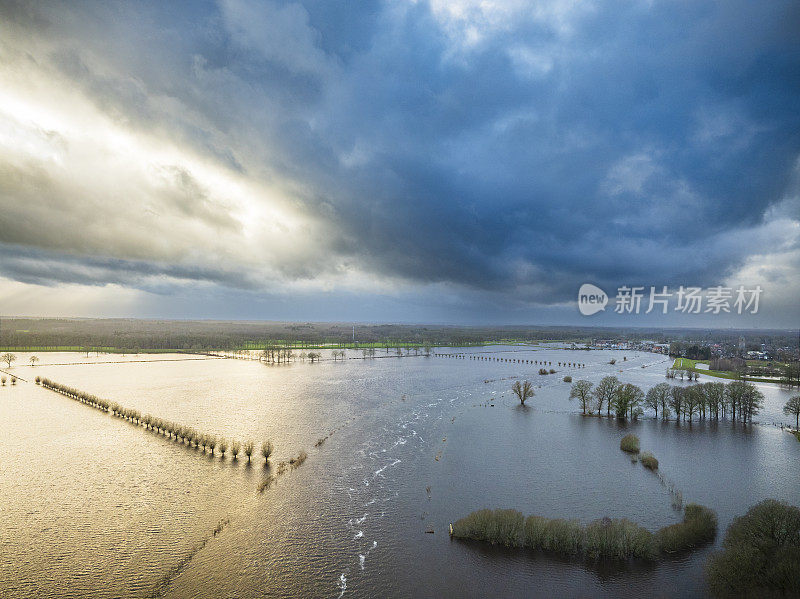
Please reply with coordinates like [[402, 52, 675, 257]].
[[352, 324, 355, 344]]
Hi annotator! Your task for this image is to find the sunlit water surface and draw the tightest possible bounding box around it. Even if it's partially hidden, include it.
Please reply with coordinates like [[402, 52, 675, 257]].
[[1, 347, 798, 598]]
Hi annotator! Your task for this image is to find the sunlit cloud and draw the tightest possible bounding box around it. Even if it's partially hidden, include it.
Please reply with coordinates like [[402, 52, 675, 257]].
[[0, 0, 797, 325]]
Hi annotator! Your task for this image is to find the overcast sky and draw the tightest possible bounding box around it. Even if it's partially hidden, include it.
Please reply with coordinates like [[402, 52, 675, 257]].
[[0, 0, 798, 327]]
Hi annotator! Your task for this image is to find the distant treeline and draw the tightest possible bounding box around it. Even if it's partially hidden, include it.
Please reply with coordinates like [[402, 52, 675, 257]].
[[0, 318, 795, 352], [0, 318, 591, 350], [670, 336, 799, 362]]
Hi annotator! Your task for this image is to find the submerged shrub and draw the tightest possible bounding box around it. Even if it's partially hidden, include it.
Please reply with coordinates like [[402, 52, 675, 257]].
[[35, 376, 41, 384], [231, 441, 241, 459], [452, 509, 525, 547], [244, 441, 254, 461], [218, 438, 228, 456], [584, 517, 657, 561], [541, 518, 584, 555], [640, 452, 659, 470], [656, 504, 717, 554], [522, 515, 549, 549], [563, 376, 572, 383], [257, 476, 276, 493], [620, 434, 640, 453], [289, 450, 308, 469], [454, 504, 718, 563], [706, 499, 800, 598], [457, 510, 655, 560]]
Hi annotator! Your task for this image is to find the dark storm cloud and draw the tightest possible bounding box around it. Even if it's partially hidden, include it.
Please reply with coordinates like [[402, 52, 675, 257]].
[[0, 0, 798, 319]]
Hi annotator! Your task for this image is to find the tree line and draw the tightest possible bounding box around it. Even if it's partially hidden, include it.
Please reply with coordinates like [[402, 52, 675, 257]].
[[441, 353, 586, 368], [666, 368, 699, 381], [567, 377, 770, 423], [36, 377, 275, 463]]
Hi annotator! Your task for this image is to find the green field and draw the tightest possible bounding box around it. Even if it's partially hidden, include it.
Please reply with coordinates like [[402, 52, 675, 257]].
[[671, 358, 778, 384], [0, 347, 193, 354]]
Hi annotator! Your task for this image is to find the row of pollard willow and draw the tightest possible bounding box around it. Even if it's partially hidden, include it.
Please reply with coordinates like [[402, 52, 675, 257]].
[[437, 353, 585, 368], [220, 347, 430, 362], [36, 377, 274, 463]]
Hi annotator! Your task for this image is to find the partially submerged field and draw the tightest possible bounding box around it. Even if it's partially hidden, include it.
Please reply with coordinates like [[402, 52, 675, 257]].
[[1, 347, 798, 598]]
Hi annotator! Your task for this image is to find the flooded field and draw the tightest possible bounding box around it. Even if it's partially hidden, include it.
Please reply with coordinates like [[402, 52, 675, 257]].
[[1, 346, 798, 598]]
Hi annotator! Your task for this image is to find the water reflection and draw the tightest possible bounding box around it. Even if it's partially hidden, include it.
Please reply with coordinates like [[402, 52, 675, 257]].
[[0, 346, 797, 598]]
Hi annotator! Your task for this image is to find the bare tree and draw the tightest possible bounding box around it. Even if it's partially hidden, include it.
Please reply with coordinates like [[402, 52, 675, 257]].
[[593, 376, 620, 416], [645, 382, 671, 419], [704, 382, 726, 420], [725, 381, 749, 421], [511, 380, 535, 405], [569, 380, 594, 414], [783, 396, 800, 429], [261, 441, 273, 461], [1, 353, 16, 368], [29, 355, 39, 367], [739, 382, 764, 423], [669, 386, 684, 420], [612, 383, 644, 420], [684, 385, 701, 422]]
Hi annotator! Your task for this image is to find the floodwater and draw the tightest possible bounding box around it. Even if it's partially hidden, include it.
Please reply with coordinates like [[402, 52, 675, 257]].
[[1, 346, 798, 598]]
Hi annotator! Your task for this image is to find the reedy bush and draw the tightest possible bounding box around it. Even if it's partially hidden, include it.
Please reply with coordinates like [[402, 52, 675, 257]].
[[656, 504, 717, 554], [289, 450, 308, 469], [640, 452, 659, 470], [620, 434, 640, 453], [584, 517, 656, 560], [453, 504, 716, 562]]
